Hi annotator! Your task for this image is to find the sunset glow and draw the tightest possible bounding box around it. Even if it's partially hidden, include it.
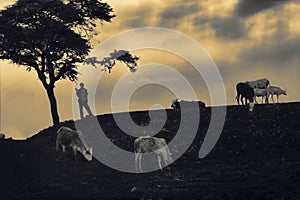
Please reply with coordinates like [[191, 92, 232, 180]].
[[1, 0, 299, 139]]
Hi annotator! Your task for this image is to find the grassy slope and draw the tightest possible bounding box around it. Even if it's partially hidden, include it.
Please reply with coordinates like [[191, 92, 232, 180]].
[[0, 102, 299, 199]]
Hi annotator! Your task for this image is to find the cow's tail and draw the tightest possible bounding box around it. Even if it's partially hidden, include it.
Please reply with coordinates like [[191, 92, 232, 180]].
[[134, 139, 139, 153]]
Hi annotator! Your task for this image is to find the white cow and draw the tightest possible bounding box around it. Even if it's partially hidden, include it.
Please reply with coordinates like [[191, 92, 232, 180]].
[[134, 136, 173, 172], [254, 88, 268, 104], [267, 86, 287, 103], [56, 126, 93, 161], [246, 78, 270, 89]]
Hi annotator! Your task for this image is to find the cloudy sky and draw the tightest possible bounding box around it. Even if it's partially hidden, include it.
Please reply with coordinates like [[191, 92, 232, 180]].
[[1, 0, 300, 139]]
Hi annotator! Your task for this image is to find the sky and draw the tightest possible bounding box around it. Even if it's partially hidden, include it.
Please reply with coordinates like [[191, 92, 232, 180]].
[[0, 0, 300, 139]]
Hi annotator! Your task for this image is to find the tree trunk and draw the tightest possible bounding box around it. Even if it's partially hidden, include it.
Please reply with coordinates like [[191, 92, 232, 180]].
[[46, 86, 60, 126]]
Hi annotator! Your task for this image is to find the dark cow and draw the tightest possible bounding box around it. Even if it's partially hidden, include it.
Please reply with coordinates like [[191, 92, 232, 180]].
[[171, 99, 205, 110], [236, 82, 255, 105]]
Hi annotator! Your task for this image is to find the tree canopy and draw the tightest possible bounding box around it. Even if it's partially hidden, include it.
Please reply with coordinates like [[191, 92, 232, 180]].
[[0, 0, 116, 125], [0, 0, 115, 85]]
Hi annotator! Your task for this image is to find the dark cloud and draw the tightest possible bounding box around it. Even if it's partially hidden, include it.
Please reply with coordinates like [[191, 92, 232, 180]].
[[159, 2, 200, 27], [193, 15, 246, 40], [210, 16, 246, 39], [234, 0, 292, 17], [193, 15, 210, 27], [120, 2, 157, 28], [239, 36, 300, 66]]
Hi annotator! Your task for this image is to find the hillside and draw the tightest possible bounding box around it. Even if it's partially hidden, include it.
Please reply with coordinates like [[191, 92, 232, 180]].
[[0, 102, 299, 199]]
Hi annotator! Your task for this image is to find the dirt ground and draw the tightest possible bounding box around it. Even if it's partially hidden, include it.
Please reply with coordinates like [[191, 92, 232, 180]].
[[0, 102, 299, 199]]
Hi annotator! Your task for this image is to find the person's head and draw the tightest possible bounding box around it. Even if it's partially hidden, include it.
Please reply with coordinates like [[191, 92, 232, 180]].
[[80, 83, 84, 88]]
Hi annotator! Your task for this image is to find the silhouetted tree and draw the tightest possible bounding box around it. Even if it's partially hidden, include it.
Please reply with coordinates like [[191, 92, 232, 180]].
[[84, 49, 139, 73], [0, 0, 118, 126]]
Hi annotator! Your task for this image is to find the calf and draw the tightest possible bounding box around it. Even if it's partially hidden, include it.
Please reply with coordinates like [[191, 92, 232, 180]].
[[254, 88, 268, 104], [267, 86, 287, 103], [134, 136, 173, 172], [56, 126, 93, 161]]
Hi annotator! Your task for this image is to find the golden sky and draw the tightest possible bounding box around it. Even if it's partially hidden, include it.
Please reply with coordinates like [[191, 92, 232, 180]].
[[0, 0, 299, 139]]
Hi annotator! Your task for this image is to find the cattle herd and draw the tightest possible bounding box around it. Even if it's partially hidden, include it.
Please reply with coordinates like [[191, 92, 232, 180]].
[[55, 126, 173, 171], [236, 78, 287, 105], [55, 78, 287, 170]]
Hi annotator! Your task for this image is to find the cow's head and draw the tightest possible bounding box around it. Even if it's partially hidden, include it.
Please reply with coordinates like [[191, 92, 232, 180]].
[[249, 102, 255, 112], [282, 90, 287, 95], [80, 147, 93, 161]]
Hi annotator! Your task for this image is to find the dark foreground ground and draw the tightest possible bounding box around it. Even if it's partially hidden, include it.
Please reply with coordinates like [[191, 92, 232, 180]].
[[0, 102, 299, 199]]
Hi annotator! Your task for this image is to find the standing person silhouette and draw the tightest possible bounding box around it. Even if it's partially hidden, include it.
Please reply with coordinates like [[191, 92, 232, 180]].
[[75, 83, 93, 119]]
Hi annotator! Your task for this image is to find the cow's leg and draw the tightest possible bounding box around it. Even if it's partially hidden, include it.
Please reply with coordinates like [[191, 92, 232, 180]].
[[135, 153, 139, 172], [167, 154, 173, 164], [157, 155, 163, 171], [162, 151, 169, 166], [243, 97, 246, 105], [56, 141, 60, 152], [277, 94, 279, 103], [164, 157, 168, 166], [266, 93, 270, 104], [271, 94, 275, 103], [72, 147, 77, 156], [236, 94, 240, 105], [162, 151, 171, 166], [255, 96, 258, 104], [138, 154, 142, 172], [166, 148, 173, 164], [263, 95, 267, 104], [62, 145, 66, 153]]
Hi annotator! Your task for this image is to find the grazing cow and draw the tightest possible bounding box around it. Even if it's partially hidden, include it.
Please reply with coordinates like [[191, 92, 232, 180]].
[[0, 133, 5, 139], [254, 88, 268, 104], [245, 78, 270, 89], [56, 126, 93, 161], [134, 136, 173, 172], [236, 82, 255, 105], [171, 99, 205, 110], [267, 86, 287, 103]]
